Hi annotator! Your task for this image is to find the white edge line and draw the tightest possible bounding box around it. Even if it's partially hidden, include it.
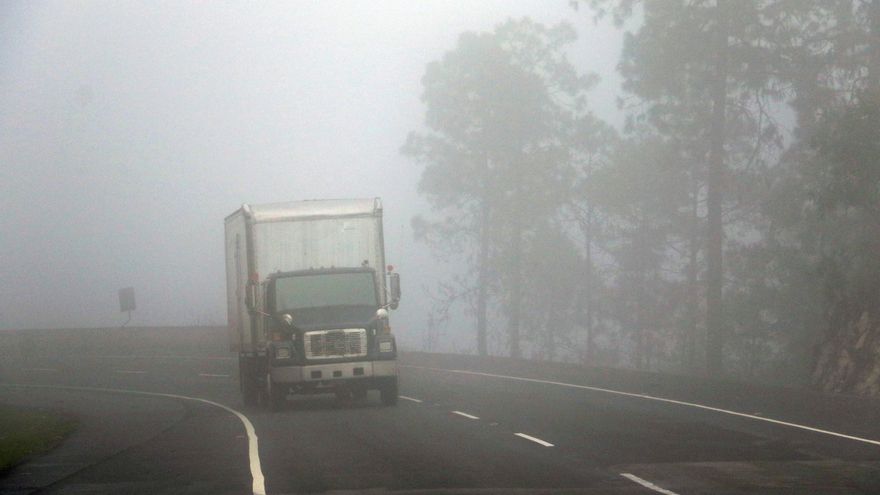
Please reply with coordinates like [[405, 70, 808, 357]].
[[398, 395, 423, 403], [0, 383, 265, 495], [514, 432, 554, 447], [401, 365, 880, 447], [621, 473, 679, 495], [452, 410, 480, 420]]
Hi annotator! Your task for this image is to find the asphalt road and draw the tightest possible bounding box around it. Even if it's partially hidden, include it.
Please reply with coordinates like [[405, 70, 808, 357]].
[[2, 341, 880, 494]]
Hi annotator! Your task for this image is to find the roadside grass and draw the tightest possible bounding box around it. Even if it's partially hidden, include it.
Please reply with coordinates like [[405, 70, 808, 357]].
[[0, 405, 77, 474]]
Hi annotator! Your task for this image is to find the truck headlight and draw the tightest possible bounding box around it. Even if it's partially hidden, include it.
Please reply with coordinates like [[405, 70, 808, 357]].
[[275, 347, 291, 359], [379, 341, 394, 353]]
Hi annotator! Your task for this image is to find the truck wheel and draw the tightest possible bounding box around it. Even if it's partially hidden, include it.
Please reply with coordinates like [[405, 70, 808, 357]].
[[334, 387, 352, 403], [379, 377, 398, 406], [352, 386, 368, 402], [266, 373, 286, 411], [239, 358, 258, 407]]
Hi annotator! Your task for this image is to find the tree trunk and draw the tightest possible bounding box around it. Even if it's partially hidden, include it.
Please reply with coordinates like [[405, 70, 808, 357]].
[[508, 218, 523, 359], [544, 313, 557, 362], [868, 0, 880, 90], [706, 0, 730, 377], [507, 159, 524, 360], [582, 205, 595, 362], [685, 172, 700, 371], [635, 274, 646, 370], [476, 198, 490, 356]]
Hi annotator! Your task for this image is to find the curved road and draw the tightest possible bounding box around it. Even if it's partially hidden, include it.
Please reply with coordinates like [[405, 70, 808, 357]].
[[2, 349, 880, 494]]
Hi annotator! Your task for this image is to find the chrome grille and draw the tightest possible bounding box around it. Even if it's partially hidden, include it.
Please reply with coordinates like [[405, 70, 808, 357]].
[[304, 328, 368, 359]]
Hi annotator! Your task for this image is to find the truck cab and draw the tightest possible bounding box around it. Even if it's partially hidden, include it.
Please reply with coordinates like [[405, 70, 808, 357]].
[[261, 267, 400, 407]]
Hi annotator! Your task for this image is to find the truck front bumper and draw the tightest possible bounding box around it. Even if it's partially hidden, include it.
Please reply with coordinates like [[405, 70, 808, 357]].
[[270, 360, 398, 384]]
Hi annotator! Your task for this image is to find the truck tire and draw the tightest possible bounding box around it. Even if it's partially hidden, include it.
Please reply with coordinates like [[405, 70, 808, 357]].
[[334, 388, 352, 402], [239, 357, 258, 407], [266, 373, 286, 411], [352, 386, 368, 402], [379, 377, 398, 406]]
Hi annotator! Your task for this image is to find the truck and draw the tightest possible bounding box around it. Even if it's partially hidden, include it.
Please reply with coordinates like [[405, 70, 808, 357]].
[[224, 198, 401, 410]]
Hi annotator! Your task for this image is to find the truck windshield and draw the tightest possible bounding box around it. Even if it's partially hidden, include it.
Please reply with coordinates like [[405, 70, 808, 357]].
[[274, 272, 377, 310]]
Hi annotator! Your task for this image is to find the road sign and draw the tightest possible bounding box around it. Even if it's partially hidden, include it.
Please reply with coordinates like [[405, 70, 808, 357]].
[[119, 287, 136, 312]]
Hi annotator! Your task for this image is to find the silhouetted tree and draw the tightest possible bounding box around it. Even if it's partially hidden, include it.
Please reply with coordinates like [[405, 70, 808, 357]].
[[404, 18, 608, 357]]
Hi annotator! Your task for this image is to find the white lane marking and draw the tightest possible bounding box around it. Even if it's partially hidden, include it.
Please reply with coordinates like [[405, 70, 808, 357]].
[[114, 370, 146, 374], [24, 368, 57, 372], [403, 365, 880, 448], [398, 395, 423, 403], [452, 410, 480, 420], [621, 473, 679, 495], [0, 383, 265, 495], [198, 373, 231, 378], [515, 432, 554, 447]]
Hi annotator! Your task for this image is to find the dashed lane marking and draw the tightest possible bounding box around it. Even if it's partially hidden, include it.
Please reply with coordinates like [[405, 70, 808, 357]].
[[398, 395, 423, 403], [113, 370, 146, 374], [0, 383, 266, 495], [452, 410, 480, 420], [198, 373, 231, 378], [621, 473, 680, 495], [514, 432, 554, 447], [403, 365, 880, 448], [23, 368, 57, 372]]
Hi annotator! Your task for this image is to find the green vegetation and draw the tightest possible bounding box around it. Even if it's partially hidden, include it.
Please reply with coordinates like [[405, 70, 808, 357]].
[[406, 1, 880, 393], [0, 405, 77, 473]]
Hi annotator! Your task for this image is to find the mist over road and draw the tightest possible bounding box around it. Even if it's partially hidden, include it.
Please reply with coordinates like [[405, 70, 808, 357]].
[[2, 327, 880, 494]]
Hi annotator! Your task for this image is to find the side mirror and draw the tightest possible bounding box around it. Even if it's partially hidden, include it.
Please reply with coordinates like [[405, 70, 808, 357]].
[[389, 273, 401, 310], [245, 282, 256, 313]]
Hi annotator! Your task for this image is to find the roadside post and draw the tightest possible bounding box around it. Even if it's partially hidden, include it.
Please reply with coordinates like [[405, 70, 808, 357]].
[[119, 287, 136, 329]]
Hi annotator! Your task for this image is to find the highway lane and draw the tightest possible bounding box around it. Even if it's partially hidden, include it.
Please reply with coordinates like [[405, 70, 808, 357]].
[[399, 363, 880, 494], [3, 349, 880, 493], [1, 356, 637, 494], [255, 391, 629, 493]]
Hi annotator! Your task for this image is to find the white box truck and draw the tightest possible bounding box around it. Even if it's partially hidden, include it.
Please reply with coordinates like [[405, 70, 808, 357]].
[[225, 198, 400, 409]]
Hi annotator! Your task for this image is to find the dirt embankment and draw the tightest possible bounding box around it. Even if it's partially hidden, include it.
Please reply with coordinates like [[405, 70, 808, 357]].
[[813, 311, 880, 397]]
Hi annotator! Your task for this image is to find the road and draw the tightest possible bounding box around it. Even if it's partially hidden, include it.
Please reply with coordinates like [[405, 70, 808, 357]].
[[2, 336, 880, 494]]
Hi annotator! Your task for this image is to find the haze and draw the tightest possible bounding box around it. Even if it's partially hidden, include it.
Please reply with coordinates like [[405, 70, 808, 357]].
[[0, 1, 621, 348], [5, 2, 880, 494]]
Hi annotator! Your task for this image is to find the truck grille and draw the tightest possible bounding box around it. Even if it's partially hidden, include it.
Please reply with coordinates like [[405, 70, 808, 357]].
[[304, 329, 368, 360]]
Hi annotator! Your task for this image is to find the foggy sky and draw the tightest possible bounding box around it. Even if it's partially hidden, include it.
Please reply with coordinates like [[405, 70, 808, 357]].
[[0, 1, 622, 351]]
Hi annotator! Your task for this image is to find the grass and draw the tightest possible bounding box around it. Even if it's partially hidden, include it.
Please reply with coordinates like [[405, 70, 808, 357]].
[[0, 405, 77, 474]]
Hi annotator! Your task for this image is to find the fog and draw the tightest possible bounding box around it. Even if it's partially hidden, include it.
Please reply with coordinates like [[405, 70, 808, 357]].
[[6, 0, 877, 390], [5, 3, 880, 492], [0, 2, 622, 351]]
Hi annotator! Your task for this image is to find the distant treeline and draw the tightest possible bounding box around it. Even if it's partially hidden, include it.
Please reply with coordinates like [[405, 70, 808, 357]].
[[403, 1, 880, 395]]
